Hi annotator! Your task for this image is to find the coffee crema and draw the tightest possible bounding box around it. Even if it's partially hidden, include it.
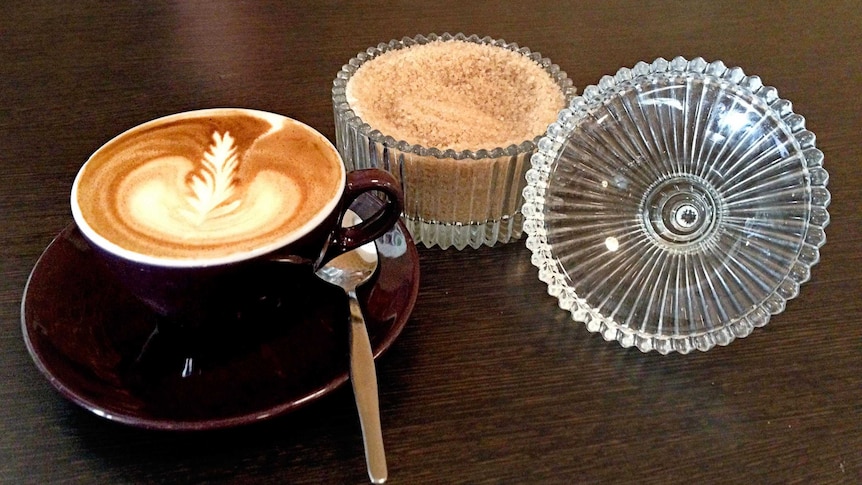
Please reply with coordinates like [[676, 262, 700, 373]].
[[73, 109, 344, 264]]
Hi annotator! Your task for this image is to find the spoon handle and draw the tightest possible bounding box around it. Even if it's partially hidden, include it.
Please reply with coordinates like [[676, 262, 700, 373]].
[[348, 291, 387, 484]]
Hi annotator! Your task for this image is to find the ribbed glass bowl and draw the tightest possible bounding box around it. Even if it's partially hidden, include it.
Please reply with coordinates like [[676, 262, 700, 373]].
[[523, 57, 830, 354], [333, 33, 574, 249]]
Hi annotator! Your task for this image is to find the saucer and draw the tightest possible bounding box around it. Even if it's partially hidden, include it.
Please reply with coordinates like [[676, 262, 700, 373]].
[[21, 198, 419, 431]]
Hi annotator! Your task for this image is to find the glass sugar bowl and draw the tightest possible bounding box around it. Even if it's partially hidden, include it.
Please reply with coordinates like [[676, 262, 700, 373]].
[[333, 33, 574, 249]]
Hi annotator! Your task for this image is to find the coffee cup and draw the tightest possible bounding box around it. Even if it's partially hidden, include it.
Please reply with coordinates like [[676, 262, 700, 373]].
[[71, 108, 403, 325]]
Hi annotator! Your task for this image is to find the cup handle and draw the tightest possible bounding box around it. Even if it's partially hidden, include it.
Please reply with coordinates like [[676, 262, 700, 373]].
[[323, 168, 403, 262]]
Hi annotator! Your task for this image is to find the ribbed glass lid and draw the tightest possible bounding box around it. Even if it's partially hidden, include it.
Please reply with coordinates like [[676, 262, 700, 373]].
[[523, 57, 830, 354]]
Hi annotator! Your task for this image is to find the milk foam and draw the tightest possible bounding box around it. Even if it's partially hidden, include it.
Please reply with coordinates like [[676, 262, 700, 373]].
[[72, 109, 344, 264], [119, 154, 300, 245]]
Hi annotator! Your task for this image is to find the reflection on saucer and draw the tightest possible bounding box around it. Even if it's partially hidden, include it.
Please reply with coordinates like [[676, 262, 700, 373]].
[[377, 230, 408, 259]]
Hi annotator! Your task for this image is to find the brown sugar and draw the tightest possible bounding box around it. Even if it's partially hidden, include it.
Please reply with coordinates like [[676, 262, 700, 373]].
[[345, 40, 565, 151]]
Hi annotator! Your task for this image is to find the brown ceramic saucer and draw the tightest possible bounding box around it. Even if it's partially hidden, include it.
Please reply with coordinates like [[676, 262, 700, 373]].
[[21, 196, 419, 431]]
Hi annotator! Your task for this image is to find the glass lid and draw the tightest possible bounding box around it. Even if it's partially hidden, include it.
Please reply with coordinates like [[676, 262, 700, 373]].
[[523, 57, 830, 354]]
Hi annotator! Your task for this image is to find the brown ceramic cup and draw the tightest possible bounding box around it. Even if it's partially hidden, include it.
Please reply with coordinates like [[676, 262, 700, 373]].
[[70, 108, 403, 324]]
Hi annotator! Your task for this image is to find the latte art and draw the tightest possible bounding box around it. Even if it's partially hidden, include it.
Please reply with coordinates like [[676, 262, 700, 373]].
[[119, 130, 301, 244], [118, 143, 301, 245], [73, 110, 344, 264], [183, 130, 243, 224]]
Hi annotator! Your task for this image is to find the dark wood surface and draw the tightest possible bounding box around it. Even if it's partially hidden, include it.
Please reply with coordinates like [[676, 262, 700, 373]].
[[2, 1, 860, 483]]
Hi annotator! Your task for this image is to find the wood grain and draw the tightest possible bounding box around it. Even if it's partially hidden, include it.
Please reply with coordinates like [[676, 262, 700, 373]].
[[1, 1, 860, 483]]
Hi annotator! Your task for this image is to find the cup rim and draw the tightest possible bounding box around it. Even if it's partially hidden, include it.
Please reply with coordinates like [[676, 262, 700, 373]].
[[71, 107, 346, 268], [332, 32, 576, 161]]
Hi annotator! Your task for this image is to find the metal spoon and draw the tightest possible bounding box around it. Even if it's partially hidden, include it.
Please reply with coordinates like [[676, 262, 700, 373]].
[[315, 214, 387, 484]]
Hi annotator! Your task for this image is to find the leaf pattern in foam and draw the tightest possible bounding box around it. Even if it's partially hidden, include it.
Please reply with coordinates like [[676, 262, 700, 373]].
[[184, 131, 242, 223]]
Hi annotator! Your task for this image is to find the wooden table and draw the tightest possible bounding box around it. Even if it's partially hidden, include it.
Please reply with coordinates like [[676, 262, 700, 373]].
[[2, 2, 859, 483]]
